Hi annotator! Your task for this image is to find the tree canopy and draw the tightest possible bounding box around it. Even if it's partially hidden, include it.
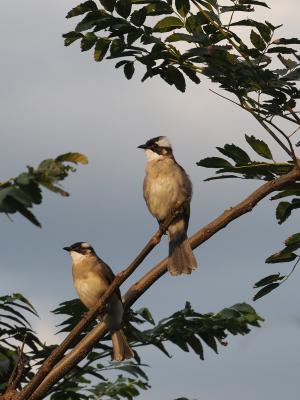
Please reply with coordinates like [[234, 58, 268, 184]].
[[1, 1, 300, 399]]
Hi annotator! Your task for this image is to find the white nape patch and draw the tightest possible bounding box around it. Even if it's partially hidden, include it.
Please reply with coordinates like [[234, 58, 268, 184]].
[[145, 149, 164, 162], [81, 242, 91, 248], [70, 251, 87, 263], [156, 136, 172, 148]]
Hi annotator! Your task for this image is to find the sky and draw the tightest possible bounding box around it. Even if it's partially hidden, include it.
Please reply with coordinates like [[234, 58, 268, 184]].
[[1, 1, 300, 399]]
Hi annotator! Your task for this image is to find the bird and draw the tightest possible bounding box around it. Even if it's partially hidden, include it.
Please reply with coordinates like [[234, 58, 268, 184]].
[[138, 136, 197, 276], [63, 242, 134, 361]]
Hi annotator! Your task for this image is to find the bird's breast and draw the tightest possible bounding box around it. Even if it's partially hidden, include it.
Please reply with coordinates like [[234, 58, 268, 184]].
[[73, 272, 108, 309], [144, 161, 187, 221]]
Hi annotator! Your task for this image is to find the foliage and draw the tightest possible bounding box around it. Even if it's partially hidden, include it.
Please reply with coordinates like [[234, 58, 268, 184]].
[[0, 153, 88, 227], [0, 294, 41, 391], [63, 0, 300, 123], [0, 295, 263, 398], [198, 134, 300, 220], [252, 234, 300, 300], [197, 132, 300, 300]]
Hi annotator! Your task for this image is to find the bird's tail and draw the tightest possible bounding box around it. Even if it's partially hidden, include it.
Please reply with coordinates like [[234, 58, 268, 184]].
[[169, 233, 197, 276], [111, 329, 134, 361]]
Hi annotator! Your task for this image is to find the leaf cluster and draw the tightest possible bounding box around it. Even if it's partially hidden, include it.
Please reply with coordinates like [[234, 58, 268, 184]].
[[0, 153, 88, 227], [0, 294, 262, 398], [63, 0, 300, 119], [198, 134, 300, 224], [252, 234, 300, 301], [125, 301, 263, 360], [0, 294, 41, 392]]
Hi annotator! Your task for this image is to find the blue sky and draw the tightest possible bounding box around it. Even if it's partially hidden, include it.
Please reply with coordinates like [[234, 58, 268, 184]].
[[1, 1, 300, 399]]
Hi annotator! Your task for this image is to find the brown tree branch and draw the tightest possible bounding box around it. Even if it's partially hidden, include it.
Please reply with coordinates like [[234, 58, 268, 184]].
[[15, 202, 185, 400], [27, 161, 300, 400]]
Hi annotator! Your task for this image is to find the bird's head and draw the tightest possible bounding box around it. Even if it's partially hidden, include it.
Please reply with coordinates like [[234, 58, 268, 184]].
[[138, 136, 173, 161], [63, 242, 95, 262]]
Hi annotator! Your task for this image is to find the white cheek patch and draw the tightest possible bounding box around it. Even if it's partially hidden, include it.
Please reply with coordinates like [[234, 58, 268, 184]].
[[156, 136, 171, 148], [70, 251, 86, 263], [145, 149, 163, 162]]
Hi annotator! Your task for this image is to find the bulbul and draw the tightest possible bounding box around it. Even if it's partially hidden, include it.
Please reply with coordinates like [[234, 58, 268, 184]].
[[63, 242, 134, 361], [138, 136, 197, 276]]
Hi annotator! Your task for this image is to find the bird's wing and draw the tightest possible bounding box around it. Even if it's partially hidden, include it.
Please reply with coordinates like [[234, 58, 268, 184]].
[[97, 257, 122, 301]]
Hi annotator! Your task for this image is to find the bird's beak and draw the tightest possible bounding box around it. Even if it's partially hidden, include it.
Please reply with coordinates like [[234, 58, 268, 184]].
[[137, 144, 148, 150], [63, 246, 71, 252]]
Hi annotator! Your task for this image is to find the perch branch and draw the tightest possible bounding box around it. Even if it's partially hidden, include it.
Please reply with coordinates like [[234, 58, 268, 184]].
[[27, 161, 300, 400], [16, 201, 185, 400]]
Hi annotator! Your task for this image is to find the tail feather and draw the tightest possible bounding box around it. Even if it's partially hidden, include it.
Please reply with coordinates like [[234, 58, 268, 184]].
[[111, 329, 134, 361], [169, 235, 197, 276]]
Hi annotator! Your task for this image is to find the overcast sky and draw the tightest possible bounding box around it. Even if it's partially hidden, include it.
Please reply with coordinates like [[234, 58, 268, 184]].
[[1, 1, 300, 399]]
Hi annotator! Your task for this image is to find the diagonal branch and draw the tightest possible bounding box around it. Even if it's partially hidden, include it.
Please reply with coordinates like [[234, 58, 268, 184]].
[[16, 201, 185, 400], [27, 161, 300, 400]]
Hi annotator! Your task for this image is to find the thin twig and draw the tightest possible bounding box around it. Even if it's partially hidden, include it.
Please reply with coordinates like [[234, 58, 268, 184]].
[[2, 335, 28, 400], [27, 162, 300, 400], [264, 119, 297, 162], [289, 125, 300, 139], [209, 89, 242, 108], [242, 101, 294, 158], [287, 106, 300, 125], [16, 200, 186, 400]]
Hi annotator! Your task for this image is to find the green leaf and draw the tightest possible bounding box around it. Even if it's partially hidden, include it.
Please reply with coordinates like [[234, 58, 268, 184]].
[[187, 335, 204, 359], [245, 135, 273, 159], [277, 54, 298, 69], [62, 31, 83, 47], [115, 0, 132, 18], [94, 38, 111, 61], [175, 0, 190, 17], [197, 157, 232, 168], [153, 16, 184, 33], [273, 38, 300, 45], [162, 66, 186, 92], [253, 283, 280, 301], [130, 8, 147, 26], [55, 153, 88, 164], [66, 1, 98, 18], [180, 66, 201, 84], [220, 4, 254, 13], [217, 144, 251, 164], [276, 199, 300, 224], [271, 186, 300, 200], [75, 10, 108, 32], [136, 308, 155, 325], [250, 29, 266, 51], [285, 233, 300, 248], [100, 0, 116, 12], [165, 33, 198, 43], [144, 2, 173, 16], [124, 62, 135, 79], [254, 274, 284, 288], [239, 0, 269, 8], [80, 32, 97, 51], [204, 174, 240, 182], [266, 251, 297, 264], [9, 198, 41, 227], [110, 38, 126, 57], [284, 68, 300, 81], [186, 13, 209, 34], [268, 46, 296, 54]]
